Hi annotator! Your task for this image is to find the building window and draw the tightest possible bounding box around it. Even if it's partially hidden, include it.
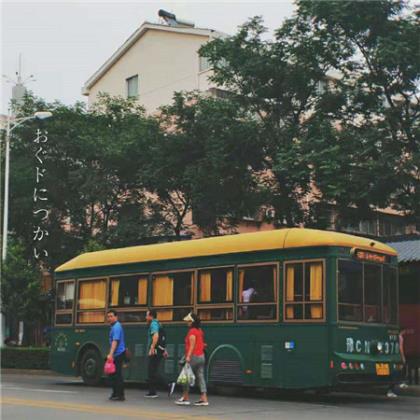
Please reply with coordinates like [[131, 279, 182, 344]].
[[77, 279, 107, 323], [237, 264, 277, 321], [151, 271, 193, 321], [197, 267, 233, 321], [285, 261, 324, 321], [126, 75, 138, 98], [199, 56, 211, 72]]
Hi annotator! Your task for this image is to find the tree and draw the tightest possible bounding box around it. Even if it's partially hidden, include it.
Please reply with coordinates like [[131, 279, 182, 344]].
[[142, 92, 264, 236], [199, 1, 420, 229], [6, 93, 170, 269], [1, 240, 42, 343]]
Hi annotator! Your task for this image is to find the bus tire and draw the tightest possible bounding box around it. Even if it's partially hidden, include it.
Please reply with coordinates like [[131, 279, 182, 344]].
[[80, 348, 103, 386]]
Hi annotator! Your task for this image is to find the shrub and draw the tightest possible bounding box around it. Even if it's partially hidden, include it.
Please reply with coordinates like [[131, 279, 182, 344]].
[[1, 347, 49, 369]]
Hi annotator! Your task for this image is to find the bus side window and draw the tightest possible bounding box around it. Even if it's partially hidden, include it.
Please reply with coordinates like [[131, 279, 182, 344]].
[[151, 271, 193, 322], [197, 267, 234, 321], [237, 264, 277, 321], [55, 280, 75, 325], [285, 261, 324, 321], [77, 279, 107, 324]]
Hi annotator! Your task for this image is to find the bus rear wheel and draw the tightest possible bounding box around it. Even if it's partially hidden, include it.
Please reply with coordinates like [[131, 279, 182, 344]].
[[80, 348, 103, 386]]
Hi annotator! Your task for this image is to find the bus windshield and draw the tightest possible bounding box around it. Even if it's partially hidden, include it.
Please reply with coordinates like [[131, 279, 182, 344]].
[[338, 259, 397, 324]]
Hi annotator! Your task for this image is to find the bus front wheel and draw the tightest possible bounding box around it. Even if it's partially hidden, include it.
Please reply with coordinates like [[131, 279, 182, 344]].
[[80, 348, 103, 386]]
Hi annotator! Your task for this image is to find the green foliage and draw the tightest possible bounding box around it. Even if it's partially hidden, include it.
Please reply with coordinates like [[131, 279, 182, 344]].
[[151, 92, 264, 235], [8, 93, 171, 268], [200, 0, 419, 228], [1, 347, 49, 369], [1, 240, 42, 323]]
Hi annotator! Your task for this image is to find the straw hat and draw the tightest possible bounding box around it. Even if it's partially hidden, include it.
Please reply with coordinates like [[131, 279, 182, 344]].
[[183, 312, 194, 322]]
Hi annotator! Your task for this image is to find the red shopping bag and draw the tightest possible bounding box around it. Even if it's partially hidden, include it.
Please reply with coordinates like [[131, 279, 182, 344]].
[[104, 359, 116, 375]]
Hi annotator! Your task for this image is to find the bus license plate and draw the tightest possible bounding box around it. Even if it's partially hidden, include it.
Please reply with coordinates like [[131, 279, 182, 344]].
[[376, 363, 390, 376]]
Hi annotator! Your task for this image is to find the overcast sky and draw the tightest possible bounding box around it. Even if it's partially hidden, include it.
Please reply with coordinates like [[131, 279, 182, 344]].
[[1, 0, 295, 113]]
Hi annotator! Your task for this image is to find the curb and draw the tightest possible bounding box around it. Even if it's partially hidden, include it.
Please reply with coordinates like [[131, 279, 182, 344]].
[[399, 387, 420, 397]]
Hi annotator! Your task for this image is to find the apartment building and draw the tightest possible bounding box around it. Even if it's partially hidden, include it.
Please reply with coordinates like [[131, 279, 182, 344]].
[[82, 16, 225, 113]]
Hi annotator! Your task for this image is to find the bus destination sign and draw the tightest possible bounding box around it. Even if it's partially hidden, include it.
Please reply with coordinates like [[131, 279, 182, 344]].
[[352, 249, 389, 263]]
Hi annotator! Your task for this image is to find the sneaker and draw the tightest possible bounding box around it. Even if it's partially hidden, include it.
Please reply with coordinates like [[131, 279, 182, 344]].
[[399, 383, 408, 389], [144, 392, 158, 398], [109, 394, 117, 400], [194, 400, 209, 406], [386, 390, 398, 398], [168, 382, 176, 397], [111, 396, 125, 401], [175, 397, 191, 406]]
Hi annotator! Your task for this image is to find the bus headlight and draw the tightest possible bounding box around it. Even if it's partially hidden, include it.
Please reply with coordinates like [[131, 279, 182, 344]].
[[377, 342, 383, 353]]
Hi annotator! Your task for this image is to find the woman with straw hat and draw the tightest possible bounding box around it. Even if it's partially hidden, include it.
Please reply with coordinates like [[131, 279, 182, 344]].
[[175, 312, 209, 406]]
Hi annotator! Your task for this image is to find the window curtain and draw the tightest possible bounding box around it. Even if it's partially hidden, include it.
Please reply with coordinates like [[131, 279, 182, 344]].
[[199, 310, 212, 320], [286, 266, 295, 319], [309, 263, 323, 319], [157, 310, 173, 321], [199, 272, 211, 302], [286, 305, 295, 319], [239, 270, 245, 302], [137, 277, 147, 305], [309, 263, 323, 300], [79, 280, 106, 309], [286, 266, 295, 302], [65, 282, 75, 301], [152, 276, 173, 306], [226, 271, 233, 301], [79, 312, 105, 323], [111, 280, 120, 306]]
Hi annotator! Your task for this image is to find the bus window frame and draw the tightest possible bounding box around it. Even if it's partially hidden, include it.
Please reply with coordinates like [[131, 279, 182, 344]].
[[336, 258, 399, 327], [108, 272, 150, 309], [196, 265, 235, 323], [283, 258, 326, 323], [55, 279, 76, 327], [150, 268, 195, 323], [75, 276, 109, 326], [236, 262, 279, 324]]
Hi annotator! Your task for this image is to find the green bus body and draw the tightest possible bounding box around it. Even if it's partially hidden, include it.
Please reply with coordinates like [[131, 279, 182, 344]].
[[51, 241, 403, 390]]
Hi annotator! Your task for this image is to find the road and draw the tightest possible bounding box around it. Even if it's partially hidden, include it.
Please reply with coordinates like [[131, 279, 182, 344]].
[[1, 373, 419, 420]]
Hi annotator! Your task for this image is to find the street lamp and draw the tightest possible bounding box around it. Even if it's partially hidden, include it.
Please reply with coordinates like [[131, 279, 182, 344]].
[[1, 111, 53, 261]]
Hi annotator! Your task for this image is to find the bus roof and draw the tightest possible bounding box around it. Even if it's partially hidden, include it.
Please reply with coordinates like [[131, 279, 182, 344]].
[[55, 228, 397, 274]]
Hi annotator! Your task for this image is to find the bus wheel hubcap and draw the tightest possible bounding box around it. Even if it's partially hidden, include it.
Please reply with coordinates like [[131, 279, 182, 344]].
[[85, 358, 96, 377]]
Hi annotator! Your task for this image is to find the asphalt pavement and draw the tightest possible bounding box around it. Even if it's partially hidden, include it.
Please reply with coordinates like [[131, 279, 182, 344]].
[[1, 371, 419, 420]]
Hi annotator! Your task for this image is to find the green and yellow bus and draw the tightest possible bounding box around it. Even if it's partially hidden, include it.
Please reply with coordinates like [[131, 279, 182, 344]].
[[51, 228, 404, 390]]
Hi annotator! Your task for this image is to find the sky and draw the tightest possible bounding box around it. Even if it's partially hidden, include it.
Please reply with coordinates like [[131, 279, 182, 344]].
[[1, 0, 296, 113]]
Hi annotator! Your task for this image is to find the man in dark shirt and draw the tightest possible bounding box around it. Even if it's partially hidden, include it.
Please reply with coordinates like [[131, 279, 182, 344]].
[[145, 309, 167, 398], [107, 309, 126, 401]]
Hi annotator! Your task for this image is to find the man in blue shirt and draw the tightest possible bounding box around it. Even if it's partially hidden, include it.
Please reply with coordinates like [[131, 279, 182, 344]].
[[107, 309, 126, 401], [145, 309, 165, 397]]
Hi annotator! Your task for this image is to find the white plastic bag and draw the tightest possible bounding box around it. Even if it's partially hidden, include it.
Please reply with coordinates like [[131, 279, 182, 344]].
[[176, 362, 195, 387]]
